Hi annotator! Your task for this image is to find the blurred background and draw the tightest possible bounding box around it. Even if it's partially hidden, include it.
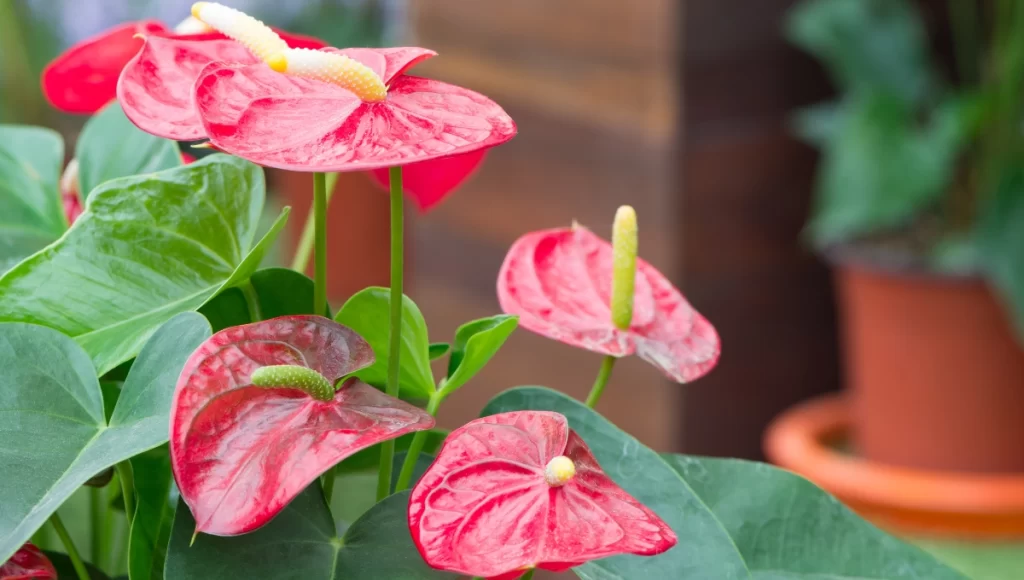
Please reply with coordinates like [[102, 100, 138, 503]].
[[6, 0, 1024, 578]]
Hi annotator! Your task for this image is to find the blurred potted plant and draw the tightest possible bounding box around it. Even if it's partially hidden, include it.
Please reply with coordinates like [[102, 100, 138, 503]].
[[766, 0, 1024, 535]]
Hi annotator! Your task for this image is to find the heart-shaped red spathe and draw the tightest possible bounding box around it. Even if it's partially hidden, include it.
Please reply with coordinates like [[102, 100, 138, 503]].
[[0, 544, 55, 580], [497, 226, 720, 383], [43, 19, 324, 115], [408, 411, 676, 579], [369, 148, 487, 211], [192, 58, 516, 173], [170, 315, 434, 536]]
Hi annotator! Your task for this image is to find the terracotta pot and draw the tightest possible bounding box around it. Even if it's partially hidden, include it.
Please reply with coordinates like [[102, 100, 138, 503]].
[[835, 261, 1024, 473], [272, 170, 397, 304]]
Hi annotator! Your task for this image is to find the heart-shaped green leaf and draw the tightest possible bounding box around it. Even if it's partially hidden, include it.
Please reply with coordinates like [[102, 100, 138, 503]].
[[0, 125, 65, 272], [128, 447, 174, 580], [441, 314, 517, 396], [165, 488, 455, 580], [0, 155, 286, 375], [199, 268, 323, 331], [76, 102, 181, 201], [335, 287, 435, 396], [0, 313, 211, 562], [482, 387, 965, 580]]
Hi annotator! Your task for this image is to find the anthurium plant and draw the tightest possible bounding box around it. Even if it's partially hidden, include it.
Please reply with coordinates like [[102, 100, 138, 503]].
[[789, 0, 1024, 336], [1, 3, 966, 579]]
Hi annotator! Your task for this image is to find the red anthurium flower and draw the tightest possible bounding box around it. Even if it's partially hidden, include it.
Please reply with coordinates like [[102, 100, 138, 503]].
[[43, 16, 324, 114], [170, 315, 434, 536], [59, 159, 83, 226], [0, 544, 56, 580], [409, 411, 676, 579], [368, 149, 487, 211], [497, 226, 720, 383]]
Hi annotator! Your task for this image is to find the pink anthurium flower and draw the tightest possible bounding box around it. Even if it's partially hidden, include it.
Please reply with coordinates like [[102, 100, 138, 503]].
[[409, 411, 677, 579], [117, 3, 515, 208], [170, 315, 434, 536], [0, 544, 56, 580], [497, 225, 720, 383], [42, 16, 324, 114]]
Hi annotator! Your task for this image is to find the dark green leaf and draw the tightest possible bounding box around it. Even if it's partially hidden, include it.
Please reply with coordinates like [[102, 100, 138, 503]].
[[0, 313, 211, 562], [166, 488, 454, 580], [76, 102, 181, 201], [786, 0, 933, 104], [806, 93, 972, 246], [427, 342, 450, 360], [977, 167, 1024, 339], [43, 550, 111, 580], [199, 268, 323, 332], [335, 287, 435, 396], [391, 452, 434, 493], [442, 315, 517, 396], [0, 125, 65, 272], [483, 386, 964, 580], [0, 155, 286, 375], [336, 429, 448, 474], [129, 446, 174, 580]]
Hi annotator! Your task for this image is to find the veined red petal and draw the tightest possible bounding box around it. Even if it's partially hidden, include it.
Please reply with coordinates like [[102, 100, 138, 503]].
[[170, 315, 434, 536], [369, 149, 487, 211], [497, 227, 720, 383], [0, 544, 56, 580], [118, 36, 260, 140], [42, 20, 167, 114], [194, 62, 516, 172], [408, 411, 676, 578]]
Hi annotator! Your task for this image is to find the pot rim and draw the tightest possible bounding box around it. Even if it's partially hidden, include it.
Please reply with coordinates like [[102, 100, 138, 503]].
[[820, 242, 981, 284]]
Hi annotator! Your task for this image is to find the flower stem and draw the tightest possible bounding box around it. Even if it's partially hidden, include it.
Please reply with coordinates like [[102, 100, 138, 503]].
[[51, 512, 90, 580], [89, 487, 104, 567], [394, 394, 441, 492], [521, 571, 536, 580], [322, 469, 336, 505], [313, 172, 328, 316], [585, 355, 617, 409], [376, 166, 404, 502], [116, 462, 135, 525], [240, 279, 262, 322], [290, 173, 338, 273]]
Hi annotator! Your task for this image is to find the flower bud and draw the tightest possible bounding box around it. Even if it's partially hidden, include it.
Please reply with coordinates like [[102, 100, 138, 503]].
[[250, 365, 334, 401], [610, 205, 638, 330], [191, 2, 287, 62]]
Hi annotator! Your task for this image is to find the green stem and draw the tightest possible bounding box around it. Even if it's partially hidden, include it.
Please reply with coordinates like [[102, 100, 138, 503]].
[[520, 571, 536, 580], [313, 172, 329, 316], [51, 512, 90, 580], [116, 462, 135, 526], [322, 469, 336, 505], [395, 394, 441, 492], [240, 280, 262, 322], [376, 166, 404, 502], [290, 173, 339, 273], [584, 355, 617, 409], [89, 487, 103, 566]]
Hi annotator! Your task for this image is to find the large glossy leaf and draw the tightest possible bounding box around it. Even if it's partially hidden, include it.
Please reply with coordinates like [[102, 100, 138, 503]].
[[0, 126, 65, 272], [166, 488, 455, 580], [128, 447, 173, 580], [0, 313, 211, 563], [75, 103, 181, 201], [0, 155, 287, 375], [441, 314, 517, 396], [483, 387, 965, 580], [199, 267, 323, 332], [335, 287, 436, 397], [170, 316, 432, 536]]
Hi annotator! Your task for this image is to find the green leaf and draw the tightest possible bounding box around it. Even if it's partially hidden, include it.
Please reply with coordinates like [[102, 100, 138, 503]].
[[0, 313, 211, 562], [337, 429, 448, 474], [0, 155, 287, 375], [76, 102, 181, 201], [806, 93, 971, 246], [441, 315, 517, 397], [199, 267, 324, 332], [166, 488, 455, 580], [128, 446, 174, 580], [428, 342, 450, 360], [43, 550, 111, 580], [0, 125, 65, 272], [977, 168, 1024, 339], [335, 287, 435, 397], [786, 0, 933, 104], [791, 101, 845, 147], [483, 387, 964, 580], [391, 452, 434, 493]]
